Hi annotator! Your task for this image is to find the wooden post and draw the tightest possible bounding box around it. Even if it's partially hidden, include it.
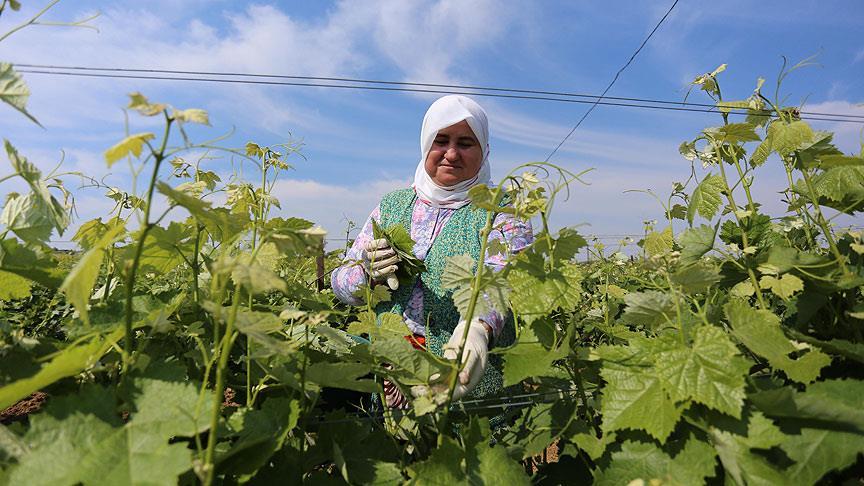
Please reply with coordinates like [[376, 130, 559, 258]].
[[316, 248, 326, 291]]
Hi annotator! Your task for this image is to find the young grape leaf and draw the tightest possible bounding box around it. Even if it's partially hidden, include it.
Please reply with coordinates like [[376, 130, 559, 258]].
[[60, 222, 125, 326], [687, 174, 725, 225], [749, 379, 864, 433], [596, 340, 684, 443], [408, 436, 465, 484], [104, 132, 155, 167], [786, 331, 864, 364], [507, 254, 580, 324], [371, 219, 426, 284], [501, 324, 568, 386], [758, 274, 803, 301], [678, 224, 717, 265], [0, 63, 40, 125], [708, 122, 760, 144], [725, 300, 831, 383], [670, 263, 721, 294], [654, 326, 750, 418], [707, 420, 789, 485], [594, 438, 717, 486], [442, 254, 510, 320], [0, 269, 31, 300], [621, 290, 677, 329], [219, 398, 300, 476], [644, 226, 673, 256], [781, 428, 864, 485], [171, 108, 210, 125], [769, 120, 813, 157], [8, 371, 213, 486]]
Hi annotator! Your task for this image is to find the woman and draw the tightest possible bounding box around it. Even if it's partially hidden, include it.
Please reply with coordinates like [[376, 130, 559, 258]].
[[331, 95, 533, 407]]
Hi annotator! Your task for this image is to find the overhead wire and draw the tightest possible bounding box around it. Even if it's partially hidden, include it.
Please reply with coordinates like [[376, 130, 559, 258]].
[[12, 67, 864, 125], [13, 62, 864, 121], [545, 0, 681, 162]]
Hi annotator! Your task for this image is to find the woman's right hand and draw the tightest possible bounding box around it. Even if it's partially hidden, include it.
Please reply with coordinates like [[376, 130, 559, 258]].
[[362, 238, 400, 290]]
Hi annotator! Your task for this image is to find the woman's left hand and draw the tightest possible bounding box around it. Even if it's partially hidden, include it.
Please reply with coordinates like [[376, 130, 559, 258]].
[[411, 318, 490, 401]]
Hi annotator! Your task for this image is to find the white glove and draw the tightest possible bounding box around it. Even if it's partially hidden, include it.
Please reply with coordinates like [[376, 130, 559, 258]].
[[362, 238, 400, 290], [411, 319, 490, 401]]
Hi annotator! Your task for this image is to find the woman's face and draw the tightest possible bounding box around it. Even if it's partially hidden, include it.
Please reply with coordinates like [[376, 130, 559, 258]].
[[424, 120, 484, 186]]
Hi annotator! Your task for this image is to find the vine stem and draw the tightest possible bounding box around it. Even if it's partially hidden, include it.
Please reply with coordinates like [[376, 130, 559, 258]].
[[799, 168, 850, 275], [121, 112, 172, 371], [0, 0, 60, 43], [439, 188, 500, 432], [203, 286, 241, 486], [716, 152, 767, 309]]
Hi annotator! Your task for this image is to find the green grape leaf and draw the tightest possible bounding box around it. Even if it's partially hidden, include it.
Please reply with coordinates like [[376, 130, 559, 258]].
[[219, 398, 300, 476], [687, 174, 725, 225], [72, 217, 125, 251], [769, 120, 814, 157], [133, 222, 188, 274], [408, 436, 465, 484], [371, 219, 426, 284], [725, 300, 830, 383], [369, 334, 448, 386], [507, 255, 581, 324], [818, 154, 864, 169], [678, 224, 717, 265], [104, 132, 155, 167], [347, 311, 408, 339], [8, 371, 213, 486], [782, 428, 864, 485], [305, 362, 378, 393], [157, 182, 249, 243], [796, 166, 864, 214], [644, 226, 673, 256], [443, 254, 510, 320], [596, 341, 684, 442], [749, 379, 864, 433], [4, 139, 40, 184], [758, 274, 803, 301], [501, 324, 568, 386], [708, 422, 788, 485], [786, 331, 864, 364], [709, 122, 760, 144], [654, 326, 750, 418], [213, 307, 295, 359], [670, 262, 721, 294], [471, 442, 530, 486], [1, 144, 71, 242], [0, 238, 66, 289], [60, 223, 125, 326], [621, 290, 677, 329], [0, 63, 40, 126], [0, 269, 31, 299], [667, 203, 687, 220], [594, 439, 716, 486], [231, 261, 288, 295], [551, 227, 588, 261]]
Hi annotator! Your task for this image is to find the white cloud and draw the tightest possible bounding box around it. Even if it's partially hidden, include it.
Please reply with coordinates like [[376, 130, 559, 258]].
[[269, 176, 411, 243], [803, 101, 864, 153]]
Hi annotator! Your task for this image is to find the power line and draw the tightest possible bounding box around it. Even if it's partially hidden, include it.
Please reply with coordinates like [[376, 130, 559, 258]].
[[545, 0, 682, 162], [13, 62, 864, 121], [13, 68, 864, 125]]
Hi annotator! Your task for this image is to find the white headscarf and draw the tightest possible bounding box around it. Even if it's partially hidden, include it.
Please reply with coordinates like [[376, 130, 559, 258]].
[[413, 95, 493, 209]]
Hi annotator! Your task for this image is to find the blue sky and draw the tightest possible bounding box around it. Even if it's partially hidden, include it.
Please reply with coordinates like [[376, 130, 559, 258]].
[[1, 0, 862, 249]]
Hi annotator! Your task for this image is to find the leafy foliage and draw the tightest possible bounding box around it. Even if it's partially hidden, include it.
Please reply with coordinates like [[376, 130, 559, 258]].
[[0, 41, 862, 485]]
